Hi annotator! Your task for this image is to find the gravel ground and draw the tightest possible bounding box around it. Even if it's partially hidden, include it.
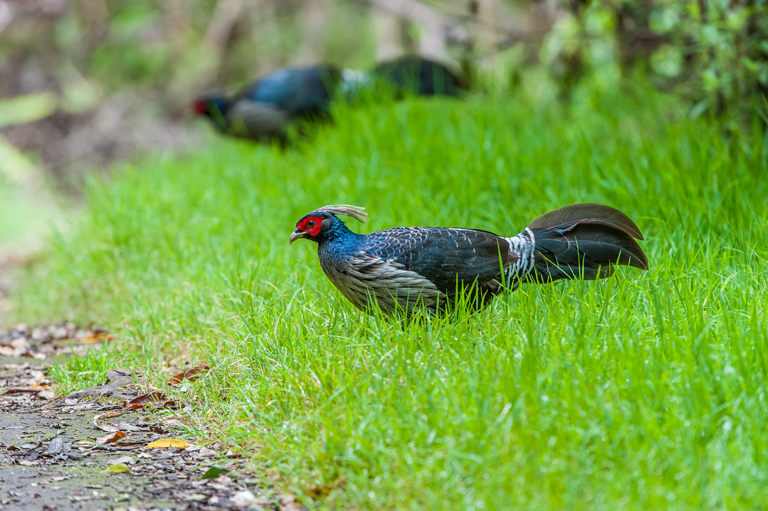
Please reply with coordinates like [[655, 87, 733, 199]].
[[0, 326, 302, 511]]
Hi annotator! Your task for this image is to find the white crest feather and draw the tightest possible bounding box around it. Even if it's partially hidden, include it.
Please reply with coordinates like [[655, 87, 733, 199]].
[[315, 204, 368, 223]]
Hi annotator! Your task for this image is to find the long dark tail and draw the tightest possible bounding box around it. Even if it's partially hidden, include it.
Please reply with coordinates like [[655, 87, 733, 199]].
[[371, 57, 466, 97], [507, 203, 648, 285]]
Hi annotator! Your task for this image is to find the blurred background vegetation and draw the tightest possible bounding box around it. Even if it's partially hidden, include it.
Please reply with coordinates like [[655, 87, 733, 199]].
[[0, 0, 766, 252]]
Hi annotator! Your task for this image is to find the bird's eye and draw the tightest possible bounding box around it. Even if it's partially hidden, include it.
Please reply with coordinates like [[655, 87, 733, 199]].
[[307, 220, 316, 228]]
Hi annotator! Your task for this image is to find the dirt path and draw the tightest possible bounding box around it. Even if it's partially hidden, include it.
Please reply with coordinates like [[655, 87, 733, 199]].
[[0, 326, 300, 511]]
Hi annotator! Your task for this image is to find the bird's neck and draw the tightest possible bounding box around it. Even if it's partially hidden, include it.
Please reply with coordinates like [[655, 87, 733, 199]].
[[319, 220, 362, 248], [206, 97, 230, 131]]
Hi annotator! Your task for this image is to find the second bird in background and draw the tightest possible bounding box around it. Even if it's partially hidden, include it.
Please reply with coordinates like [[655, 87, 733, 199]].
[[192, 56, 465, 143]]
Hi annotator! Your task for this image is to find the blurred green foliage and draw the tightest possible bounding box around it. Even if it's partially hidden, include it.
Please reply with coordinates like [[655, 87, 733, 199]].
[[543, 0, 768, 122], [0, 0, 765, 136], [649, 0, 768, 117], [0, 0, 376, 112]]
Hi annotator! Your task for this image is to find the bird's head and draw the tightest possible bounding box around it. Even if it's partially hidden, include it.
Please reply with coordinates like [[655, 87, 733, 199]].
[[192, 95, 230, 130], [290, 205, 368, 245], [192, 95, 228, 117]]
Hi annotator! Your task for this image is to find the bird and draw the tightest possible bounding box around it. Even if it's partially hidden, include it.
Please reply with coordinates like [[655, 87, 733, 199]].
[[192, 57, 464, 142], [289, 204, 648, 316], [193, 65, 342, 143], [369, 56, 466, 97]]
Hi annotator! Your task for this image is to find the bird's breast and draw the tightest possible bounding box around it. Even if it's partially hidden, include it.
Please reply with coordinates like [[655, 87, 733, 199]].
[[318, 249, 444, 314]]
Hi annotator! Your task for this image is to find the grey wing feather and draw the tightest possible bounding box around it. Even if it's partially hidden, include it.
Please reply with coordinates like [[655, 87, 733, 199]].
[[226, 101, 290, 140]]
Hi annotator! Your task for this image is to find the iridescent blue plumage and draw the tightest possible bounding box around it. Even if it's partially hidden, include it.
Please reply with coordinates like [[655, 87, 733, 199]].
[[241, 66, 340, 116]]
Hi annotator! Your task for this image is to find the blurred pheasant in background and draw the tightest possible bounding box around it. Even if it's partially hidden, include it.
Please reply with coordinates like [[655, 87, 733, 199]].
[[193, 65, 341, 143], [193, 57, 464, 142], [369, 56, 465, 97], [290, 204, 648, 315]]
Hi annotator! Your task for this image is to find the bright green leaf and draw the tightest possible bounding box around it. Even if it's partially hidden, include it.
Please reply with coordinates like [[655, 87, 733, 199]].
[[202, 465, 230, 480]]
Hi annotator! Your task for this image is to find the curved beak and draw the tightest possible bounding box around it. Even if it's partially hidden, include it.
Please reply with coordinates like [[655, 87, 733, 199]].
[[289, 229, 307, 245]]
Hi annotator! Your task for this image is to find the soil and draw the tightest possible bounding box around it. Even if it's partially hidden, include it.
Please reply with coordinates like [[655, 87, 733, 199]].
[[0, 326, 302, 511]]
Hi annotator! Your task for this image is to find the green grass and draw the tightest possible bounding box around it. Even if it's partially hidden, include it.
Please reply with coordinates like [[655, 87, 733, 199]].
[[11, 77, 768, 510]]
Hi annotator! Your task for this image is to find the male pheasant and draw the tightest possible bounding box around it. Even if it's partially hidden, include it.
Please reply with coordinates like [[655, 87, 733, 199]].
[[193, 65, 342, 143], [290, 204, 648, 315], [193, 57, 464, 142]]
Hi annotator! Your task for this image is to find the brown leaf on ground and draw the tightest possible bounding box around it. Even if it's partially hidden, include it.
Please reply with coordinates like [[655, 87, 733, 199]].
[[94, 411, 124, 432], [305, 477, 346, 499], [79, 332, 117, 344], [167, 364, 210, 385], [4, 387, 43, 394], [124, 391, 175, 410], [96, 431, 127, 445]]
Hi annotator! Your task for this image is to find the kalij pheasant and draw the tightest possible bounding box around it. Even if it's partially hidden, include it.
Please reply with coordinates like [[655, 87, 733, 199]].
[[193, 65, 341, 143], [193, 57, 463, 142], [290, 204, 648, 315], [368, 56, 465, 97]]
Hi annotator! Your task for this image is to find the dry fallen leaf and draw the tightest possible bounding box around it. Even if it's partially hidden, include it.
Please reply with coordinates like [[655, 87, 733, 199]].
[[48, 438, 64, 455], [79, 332, 116, 344], [167, 364, 211, 385], [96, 431, 127, 445], [124, 391, 175, 410], [146, 438, 189, 449], [103, 463, 131, 473], [5, 387, 44, 395], [306, 477, 347, 499], [94, 411, 124, 432]]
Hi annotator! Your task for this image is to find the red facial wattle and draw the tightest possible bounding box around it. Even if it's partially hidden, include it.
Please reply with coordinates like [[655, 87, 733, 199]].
[[297, 216, 323, 236], [192, 99, 208, 115]]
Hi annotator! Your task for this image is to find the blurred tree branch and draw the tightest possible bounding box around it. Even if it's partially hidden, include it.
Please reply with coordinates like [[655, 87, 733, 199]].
[[204, 0, 244, 66], [361, 0, 449, 61], [295, 0, 329, 64]]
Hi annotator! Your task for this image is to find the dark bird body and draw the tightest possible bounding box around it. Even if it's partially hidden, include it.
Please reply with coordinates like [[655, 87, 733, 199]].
[[290, 204, 648, 315], [371, 56, 465, 97], [193, 65, 341, 142], [193, 57, 464, 142]]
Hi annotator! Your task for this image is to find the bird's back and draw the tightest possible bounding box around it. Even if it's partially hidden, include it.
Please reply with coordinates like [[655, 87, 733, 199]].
[[372, 57, 465, 97], [240, 66, 341, 116], [319, 226, 511, 313]]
